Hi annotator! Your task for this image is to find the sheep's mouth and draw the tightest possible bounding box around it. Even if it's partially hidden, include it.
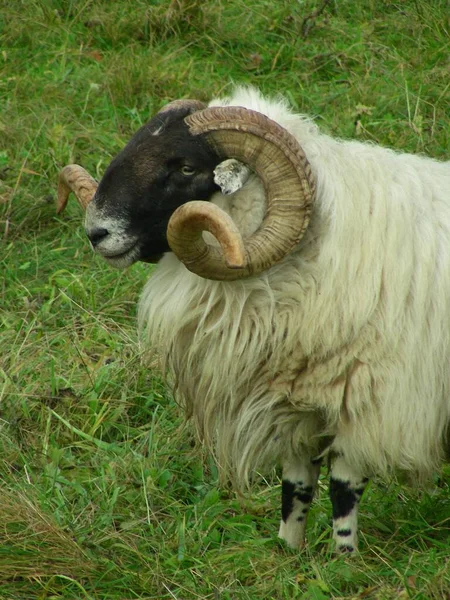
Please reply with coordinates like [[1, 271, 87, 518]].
[[103, 245, 164, 266], [100, 241, 141, 268]]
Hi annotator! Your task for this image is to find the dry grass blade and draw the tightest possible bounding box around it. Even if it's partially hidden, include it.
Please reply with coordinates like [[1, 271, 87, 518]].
[[0, 485, 93, 582]]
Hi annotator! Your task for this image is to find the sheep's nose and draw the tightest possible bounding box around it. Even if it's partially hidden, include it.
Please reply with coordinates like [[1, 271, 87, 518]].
[[87, 227, 109, 247]]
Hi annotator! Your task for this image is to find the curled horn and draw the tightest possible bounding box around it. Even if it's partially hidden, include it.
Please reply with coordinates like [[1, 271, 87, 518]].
[[56, 164, 98, 214], [167, 106, 316, 280]]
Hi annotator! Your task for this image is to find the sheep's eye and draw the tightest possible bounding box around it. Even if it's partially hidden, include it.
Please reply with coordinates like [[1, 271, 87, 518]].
[[180, 165, 196, 177]]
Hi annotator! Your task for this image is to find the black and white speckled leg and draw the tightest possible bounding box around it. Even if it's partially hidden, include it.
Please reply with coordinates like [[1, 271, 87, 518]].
[[278, 457, 321, 549], [329, 454, 368, 554]]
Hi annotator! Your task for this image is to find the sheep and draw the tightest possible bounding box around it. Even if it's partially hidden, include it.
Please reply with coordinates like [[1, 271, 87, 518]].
[[57, 87, 450, 554]]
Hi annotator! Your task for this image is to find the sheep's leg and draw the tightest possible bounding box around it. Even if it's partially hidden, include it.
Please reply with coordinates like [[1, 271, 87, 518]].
[[329, 454, 368, 554], [278, 457, 321, 549]]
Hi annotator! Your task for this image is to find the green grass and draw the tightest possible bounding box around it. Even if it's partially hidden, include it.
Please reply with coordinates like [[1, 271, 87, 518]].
[[1, 0, 450, 597]]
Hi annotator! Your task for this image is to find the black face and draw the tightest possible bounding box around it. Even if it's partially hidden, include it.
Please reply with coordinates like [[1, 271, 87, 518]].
[[88, 106, 221, 264]]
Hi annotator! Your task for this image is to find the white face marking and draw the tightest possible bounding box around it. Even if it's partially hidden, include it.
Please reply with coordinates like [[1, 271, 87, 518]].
[[148, 117, 165, 137], [85, 201, 140, 269], [214, 159, 251, 195], [151, 124, 164, 136]]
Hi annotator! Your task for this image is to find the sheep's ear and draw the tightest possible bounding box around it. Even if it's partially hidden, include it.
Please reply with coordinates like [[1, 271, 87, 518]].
[[214, 159, 251, 196]]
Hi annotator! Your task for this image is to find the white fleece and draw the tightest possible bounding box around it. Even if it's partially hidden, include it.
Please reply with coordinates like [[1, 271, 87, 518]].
[[139, 87, 450, 487]]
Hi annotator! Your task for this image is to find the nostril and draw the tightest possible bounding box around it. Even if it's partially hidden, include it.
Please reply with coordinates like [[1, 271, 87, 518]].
[[87, 227, 109, 247]]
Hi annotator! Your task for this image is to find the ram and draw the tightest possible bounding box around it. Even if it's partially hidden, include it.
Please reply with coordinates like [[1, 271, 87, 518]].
[[58, 87, 450, 553]]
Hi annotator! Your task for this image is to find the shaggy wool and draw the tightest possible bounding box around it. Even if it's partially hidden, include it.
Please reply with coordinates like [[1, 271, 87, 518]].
[[139, 87, 450, 487]]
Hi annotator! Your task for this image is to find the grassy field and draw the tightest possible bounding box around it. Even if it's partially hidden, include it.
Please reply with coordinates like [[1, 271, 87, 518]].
[[1, 0, 450, 598]]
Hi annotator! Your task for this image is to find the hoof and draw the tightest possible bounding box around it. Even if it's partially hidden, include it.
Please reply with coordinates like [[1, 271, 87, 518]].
[[335, 543, 356, 554]]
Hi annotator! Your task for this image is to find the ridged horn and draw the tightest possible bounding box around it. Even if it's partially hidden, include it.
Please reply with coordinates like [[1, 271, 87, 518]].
[[56, 164, 98, 214], [167, 106, 315, 280]]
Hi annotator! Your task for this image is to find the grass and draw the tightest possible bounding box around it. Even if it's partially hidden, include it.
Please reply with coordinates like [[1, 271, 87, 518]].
[[1, 0, 450, 597]]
